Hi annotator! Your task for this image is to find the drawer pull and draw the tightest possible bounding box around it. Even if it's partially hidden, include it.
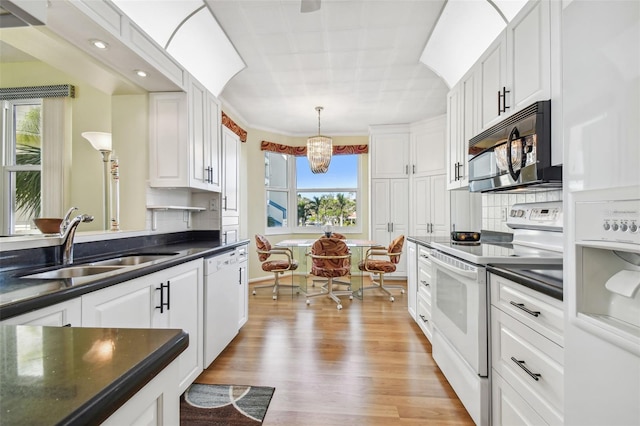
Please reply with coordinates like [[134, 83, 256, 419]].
[[511, 357, 541, 381], [510, 301, 540, 317], [420, 280, 430, 287], [419, 314, 429, 323]]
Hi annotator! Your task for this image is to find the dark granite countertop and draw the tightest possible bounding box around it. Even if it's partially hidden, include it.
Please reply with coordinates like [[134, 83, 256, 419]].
[[0, 231, 250, 320], [487, 264, 563, 300], [0, 325, 188, 425]]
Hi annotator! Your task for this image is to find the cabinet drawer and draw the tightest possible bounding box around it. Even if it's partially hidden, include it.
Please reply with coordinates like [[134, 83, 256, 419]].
[[491, 307, 563, 425], [492, 370, 547, 426], [490, 273, 564, 346], [416, 291, 432, 341], [417, 245, 431, 263], [417, 266, 431, 300]]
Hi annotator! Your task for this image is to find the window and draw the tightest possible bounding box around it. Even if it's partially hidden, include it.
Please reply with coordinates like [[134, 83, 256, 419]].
[[265, 152, 360, 233], [1, 100, 43, 235]]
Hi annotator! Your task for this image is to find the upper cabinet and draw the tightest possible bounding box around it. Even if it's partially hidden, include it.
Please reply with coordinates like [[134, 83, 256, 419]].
[[410, 115, 446, 177], [447, 0, 553, 189], [369, 125, 410, 178], [479, 0, 551, 130], [149, 76, 221, 192]]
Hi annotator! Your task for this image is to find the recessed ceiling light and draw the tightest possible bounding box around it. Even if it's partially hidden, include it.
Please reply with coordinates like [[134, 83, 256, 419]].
[[90, 39, 109, 50], [135, 70, 148, 78]]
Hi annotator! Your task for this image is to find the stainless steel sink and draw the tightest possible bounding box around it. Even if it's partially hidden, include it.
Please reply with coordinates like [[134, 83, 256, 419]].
[[89, 253, 179, 266], [22, 265, 127, 280]]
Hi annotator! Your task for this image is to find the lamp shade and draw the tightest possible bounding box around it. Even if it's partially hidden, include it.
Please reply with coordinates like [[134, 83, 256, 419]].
[[82, 131, 112, 152]]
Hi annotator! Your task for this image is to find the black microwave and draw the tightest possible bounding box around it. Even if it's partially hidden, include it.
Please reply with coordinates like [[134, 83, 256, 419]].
[[468, 100, 561, 192]]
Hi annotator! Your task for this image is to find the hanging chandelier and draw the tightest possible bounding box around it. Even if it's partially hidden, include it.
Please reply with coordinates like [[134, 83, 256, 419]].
[[306, 106, 332, 174]]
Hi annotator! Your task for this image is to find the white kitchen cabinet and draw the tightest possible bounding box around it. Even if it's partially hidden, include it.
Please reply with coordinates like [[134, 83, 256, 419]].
[[415, 245, 433, 342], [490, 273, 564, 425], [149, 77, 221, 192], [413, 174, 450, 238], [477, 0, 551, 131], [238, 245, 249, 329], [0, 298, 81, 327], [406, 241, 417, 320], [151, 260, 204, 394], [409, 115, 446, 177], [369, 125, 410, 178], [446, 72, 474, 190], [82, 260, 204, 395], [102, 358, 180, 426], [221, 126, 240, 244], [370, 178, 408, 277]]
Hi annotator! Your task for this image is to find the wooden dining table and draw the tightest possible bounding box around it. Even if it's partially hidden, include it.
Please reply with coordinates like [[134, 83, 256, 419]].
[[275, 238, 382, 300]]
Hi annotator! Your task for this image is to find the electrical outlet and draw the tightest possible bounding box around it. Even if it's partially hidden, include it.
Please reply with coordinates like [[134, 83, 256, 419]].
[[210, 198, 217, 211], [501, 207, 508, 221]]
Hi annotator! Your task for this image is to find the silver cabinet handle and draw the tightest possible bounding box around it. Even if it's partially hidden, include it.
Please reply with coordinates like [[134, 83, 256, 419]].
[[412, 164, 416, 174], [511, 357, 541, 381], [419, 280, 429, 287], [405, 164, 409, 175], [419, 314, 428, 323], [510, 301, 541, 317]]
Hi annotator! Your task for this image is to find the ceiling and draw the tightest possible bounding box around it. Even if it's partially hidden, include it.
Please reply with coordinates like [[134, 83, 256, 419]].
[[206, 0, 449, 136]]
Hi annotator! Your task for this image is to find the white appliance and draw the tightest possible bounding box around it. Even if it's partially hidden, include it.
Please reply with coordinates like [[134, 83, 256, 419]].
[[563, 1, 640, 425], [430, 201, 564, 425], [204, 250, 239, 367]]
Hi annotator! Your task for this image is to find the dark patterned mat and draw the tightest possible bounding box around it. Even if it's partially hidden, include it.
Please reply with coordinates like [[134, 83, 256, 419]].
[[180, 384, 275, 425]]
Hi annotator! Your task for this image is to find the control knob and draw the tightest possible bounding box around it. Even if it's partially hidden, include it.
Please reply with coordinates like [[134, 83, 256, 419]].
[[630, 223, 638, 233], [612, 223, 619, 231], [603, 222, 611, 231], [620, 223, 628, 232]]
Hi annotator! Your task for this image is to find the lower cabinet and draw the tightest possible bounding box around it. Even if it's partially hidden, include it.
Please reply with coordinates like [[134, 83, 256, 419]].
[[102, 359, 180, 426], [82, 259, 204, 395], [409, 242, 433, 343], [490, 273, 564, 425], [406, 241, 417, 320], [238, 245, 248, 329], [0, 298, 81, 327]]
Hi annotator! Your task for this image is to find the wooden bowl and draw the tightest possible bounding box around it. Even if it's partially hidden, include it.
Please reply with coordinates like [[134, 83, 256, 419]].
[[34, 218, 63, 234]]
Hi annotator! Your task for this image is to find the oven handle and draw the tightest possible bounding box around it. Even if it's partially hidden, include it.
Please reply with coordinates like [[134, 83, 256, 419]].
[[429, 254, 478, 280]]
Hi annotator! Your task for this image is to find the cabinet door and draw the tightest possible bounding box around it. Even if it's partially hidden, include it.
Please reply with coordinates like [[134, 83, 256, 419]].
[[412, 175, 431, 235], [370, 132, 410, 178], [406, 241, 417, 320], [148, 92, 189, 188], [411, 115, 446, 177], [189, 79, 208, 190], [222, 126, 240, 217], [82, 278, 154, 328], [0, 299, 81, 327], [429, 174, 450, 237], [458, 70, 477, 187], [446, 86, 462, 189], [206, 93, 221, 191], [479, 33, 507, 130], [371, 178, 392, 245], [492, 370, 547, 426], [389, 178, 409, 276], [506, 0, 551, 112]]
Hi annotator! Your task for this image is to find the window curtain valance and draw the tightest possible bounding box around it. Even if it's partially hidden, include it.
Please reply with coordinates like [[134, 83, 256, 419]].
[[260, 140, 368, 156], [221, 111, 247, 142]]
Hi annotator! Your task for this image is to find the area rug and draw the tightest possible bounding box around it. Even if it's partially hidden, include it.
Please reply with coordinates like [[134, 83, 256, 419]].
[[180, 384, 275, 425]]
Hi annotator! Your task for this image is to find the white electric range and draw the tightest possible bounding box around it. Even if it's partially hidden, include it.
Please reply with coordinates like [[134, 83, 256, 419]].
[[428, 201, 563, 426]]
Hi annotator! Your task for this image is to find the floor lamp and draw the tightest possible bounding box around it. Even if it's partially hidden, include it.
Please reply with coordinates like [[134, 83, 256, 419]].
[[81, 131, 118, 231]]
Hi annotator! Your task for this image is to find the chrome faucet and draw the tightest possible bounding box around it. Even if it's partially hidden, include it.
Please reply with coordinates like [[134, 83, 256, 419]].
[[60, 206, 78, 235], [61, 213, 94, 265]]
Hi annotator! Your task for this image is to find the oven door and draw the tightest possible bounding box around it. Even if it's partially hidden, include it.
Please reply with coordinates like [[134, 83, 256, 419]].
[[430, 250, 488, 376]]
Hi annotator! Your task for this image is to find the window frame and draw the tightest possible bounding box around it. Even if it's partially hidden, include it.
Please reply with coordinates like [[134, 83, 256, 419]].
[[265, 152, 363, 236]]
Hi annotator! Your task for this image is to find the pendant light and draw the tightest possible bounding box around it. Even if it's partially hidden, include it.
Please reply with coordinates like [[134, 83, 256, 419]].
[[306, 106, 332, 174]]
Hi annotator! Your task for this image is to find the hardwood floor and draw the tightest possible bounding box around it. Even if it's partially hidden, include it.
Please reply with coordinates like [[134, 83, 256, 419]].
[[196, 279, 474, 425]]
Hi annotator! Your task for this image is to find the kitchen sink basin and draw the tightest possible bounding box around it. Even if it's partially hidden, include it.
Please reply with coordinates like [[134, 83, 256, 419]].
[[89, 253, 179, 266], [22, 265, 128, 280]]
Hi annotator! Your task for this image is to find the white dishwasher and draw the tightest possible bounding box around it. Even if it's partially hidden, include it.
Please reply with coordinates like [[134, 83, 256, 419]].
[[204, 250, 240, 367]]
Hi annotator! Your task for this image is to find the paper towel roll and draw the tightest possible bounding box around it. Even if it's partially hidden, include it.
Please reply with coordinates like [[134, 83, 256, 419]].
[[605, 270, 640, 298]]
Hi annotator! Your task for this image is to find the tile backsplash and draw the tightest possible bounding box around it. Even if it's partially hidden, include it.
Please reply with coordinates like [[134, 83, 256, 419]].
[[481, 189, 562, 233], [145, 186, 220, 233]]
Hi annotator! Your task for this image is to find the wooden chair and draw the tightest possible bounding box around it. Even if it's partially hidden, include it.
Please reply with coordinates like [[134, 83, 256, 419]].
[[253, 234, 298, 300], [358, 235, 405, 302], [306, 237, 353, 310]]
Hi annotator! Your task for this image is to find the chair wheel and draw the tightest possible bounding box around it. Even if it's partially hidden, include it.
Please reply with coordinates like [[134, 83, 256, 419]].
[[252, 290, 256, 295], [337, 304, 342, 310], [272, 295, 277, 300], [390, 296, 395, 302], [401, 289, 405, 294], [306, 299, 311, 305], [349, 295, 353, 300]]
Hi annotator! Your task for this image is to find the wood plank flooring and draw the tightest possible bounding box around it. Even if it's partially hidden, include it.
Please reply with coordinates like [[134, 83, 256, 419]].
[[196, 280, 474, 425]]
